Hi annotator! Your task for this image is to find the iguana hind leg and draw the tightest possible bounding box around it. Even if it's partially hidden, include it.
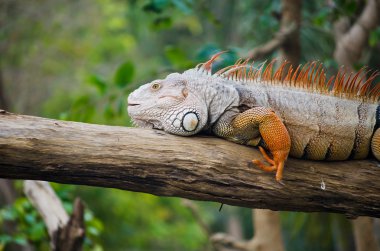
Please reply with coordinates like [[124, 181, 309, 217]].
[[213, 107, 291, 182], [252, 147, 288, 181]]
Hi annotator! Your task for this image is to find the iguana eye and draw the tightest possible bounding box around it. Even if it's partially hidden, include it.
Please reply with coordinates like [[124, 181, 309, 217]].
[[151, 83, 161, 90]]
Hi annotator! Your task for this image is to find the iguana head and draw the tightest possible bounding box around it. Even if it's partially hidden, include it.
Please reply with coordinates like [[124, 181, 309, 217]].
[[127, 72, 208, 136]]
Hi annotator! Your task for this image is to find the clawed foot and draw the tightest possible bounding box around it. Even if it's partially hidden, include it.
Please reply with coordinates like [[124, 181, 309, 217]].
[[252, 147, 286, 182]]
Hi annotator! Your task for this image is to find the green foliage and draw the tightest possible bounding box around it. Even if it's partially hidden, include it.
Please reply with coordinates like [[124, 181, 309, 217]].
[[76, 188, 210, 251], [44, 60, 134, 126], [0, 184, 103, 251], [165, 46, 194, 69], [114, 61, 135, 88], [143, 0, 193, 14], [281, 212, 354, 251], [370, 27, 380, 47], [0, 198, 42, 249], [88, 75, 107, 95]]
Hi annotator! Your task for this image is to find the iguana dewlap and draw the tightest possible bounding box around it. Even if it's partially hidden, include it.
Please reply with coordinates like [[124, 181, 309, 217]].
[[127, 53, 380, 181]]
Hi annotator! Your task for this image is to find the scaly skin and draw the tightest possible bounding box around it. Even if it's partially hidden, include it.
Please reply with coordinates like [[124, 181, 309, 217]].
[[127, 54, 380, 181]]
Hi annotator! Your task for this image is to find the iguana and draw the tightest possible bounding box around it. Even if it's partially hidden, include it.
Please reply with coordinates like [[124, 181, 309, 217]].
[[127, 52, 380, 182]]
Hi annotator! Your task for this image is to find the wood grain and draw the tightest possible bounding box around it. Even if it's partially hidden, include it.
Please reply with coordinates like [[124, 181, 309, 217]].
[[0, 111, 379, 217]]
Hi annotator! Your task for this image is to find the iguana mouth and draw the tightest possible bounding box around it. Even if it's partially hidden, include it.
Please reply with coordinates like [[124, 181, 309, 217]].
[[128, 103, 140, 107], [131, 118, 154, 128]]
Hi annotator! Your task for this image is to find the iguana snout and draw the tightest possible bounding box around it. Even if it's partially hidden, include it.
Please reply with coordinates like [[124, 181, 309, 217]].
[[127, 74, 208, 136]]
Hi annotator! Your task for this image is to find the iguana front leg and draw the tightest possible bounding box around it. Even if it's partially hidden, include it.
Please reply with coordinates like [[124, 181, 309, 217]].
[[213, 107, 291, 182]]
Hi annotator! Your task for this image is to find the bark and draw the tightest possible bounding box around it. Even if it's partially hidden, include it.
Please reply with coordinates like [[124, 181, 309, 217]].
[[352, 217, 380, 251], [54, 198, 85, 251], [24, 181, 85, 251], [0, 179, 17, 205], [0, 112, 379, 218], [278, 0, 302, 65]]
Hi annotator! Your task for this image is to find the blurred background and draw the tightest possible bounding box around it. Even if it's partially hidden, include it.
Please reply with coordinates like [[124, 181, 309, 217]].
[[1, 0, 380, 250]]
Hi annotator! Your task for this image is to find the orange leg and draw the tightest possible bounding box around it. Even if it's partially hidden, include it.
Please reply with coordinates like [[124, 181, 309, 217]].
[[252, 159, 277, 172], [252, 148, 287, 182], [258, 146, 275, 165], [213, 107, 291, 182], [237, 107, 291, 182]]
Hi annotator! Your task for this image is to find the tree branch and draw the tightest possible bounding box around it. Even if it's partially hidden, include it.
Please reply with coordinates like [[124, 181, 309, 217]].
[[247, 24, 297, 60], [333, 0, 380, 70], [24, 180, 85, 251], [0, 111, 380, 218]]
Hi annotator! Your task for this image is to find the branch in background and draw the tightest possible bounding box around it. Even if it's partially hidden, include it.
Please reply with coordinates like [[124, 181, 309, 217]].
[[245, 209, 285, 251], [182, 199, 249, 251], [24, 181, 85, 251], [247, 24, 296, 61], [54, 198, 85, 251], [333, 0, 380, 70], [1, 112, 379, 218], [182, 199, 211, 236], [183, 201, 285, 251], [353, 217, 380, 251], [278, 0, 302, 65], [211, 233, 248, 251], [0, 179, 17, 205]]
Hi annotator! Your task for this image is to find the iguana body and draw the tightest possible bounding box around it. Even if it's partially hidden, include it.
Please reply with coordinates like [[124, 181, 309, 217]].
[[128, 52, 380, 181]]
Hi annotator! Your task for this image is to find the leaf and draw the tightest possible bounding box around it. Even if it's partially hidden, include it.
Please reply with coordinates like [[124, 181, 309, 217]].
[[369, 28, 380, 47], [164, 46, 193, 69], [104, 104, 115, 120], [114, 61, 135, 88], [0, 235, 12, 244], [117, 98, 125, 116], [13, 235, 28, 245], [0, 208, 17, 221], [143, 0, 170, 13], [151, 17, 173, 30], [72, 95, 91, 108], [88, 75, 107, 94], [28, 222, 46, 241], [172, 0, 192, 14], [25, 213, 36, 225]]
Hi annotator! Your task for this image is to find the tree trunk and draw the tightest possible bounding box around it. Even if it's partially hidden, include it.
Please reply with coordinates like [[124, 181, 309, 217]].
[[278, 0, 301, 65], [247, 210, 285, 251], [352, 217, 380, 251], [0, 112, 379, 217]]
